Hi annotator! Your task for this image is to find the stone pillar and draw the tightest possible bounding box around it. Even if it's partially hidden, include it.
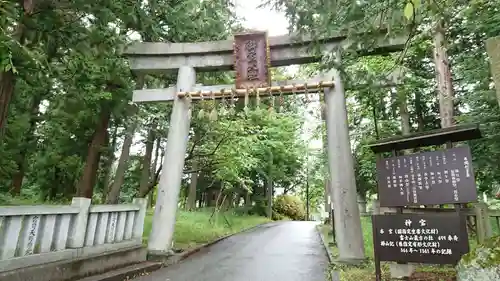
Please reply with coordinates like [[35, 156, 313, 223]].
[[67, 197, 91, 248], [147, 66, 195, 254], [357, 194, 367, 215], [486, 36, 500, 108], [132, 198, 148, 240], [324, 64, 365, 262]]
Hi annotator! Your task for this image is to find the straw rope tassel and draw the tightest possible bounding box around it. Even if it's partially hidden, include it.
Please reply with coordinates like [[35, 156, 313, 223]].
[[256, 88, 260, 109], [266, 34, 271, 86], [197, 91, 205, 119], [177, 81, 335, 99], [244, 87, 249, 114]]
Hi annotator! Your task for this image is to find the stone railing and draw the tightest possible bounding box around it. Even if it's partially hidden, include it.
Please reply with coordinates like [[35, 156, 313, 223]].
[[0, 198, 147, 273]]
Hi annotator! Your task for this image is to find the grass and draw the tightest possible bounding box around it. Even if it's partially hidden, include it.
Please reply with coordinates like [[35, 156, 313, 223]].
[[490, 217, 500, 235], [143, 208, 271, 250], [320, 217, 461, 281]]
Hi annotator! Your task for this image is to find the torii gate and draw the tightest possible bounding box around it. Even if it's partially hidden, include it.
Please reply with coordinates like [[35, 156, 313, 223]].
[[124, 31, 404, 262]]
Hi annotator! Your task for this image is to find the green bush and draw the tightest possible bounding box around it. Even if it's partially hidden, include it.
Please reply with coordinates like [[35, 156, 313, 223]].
[[272, 194, 306, 221], [234, 202, 267, 217], [272, 212, 288, 221]]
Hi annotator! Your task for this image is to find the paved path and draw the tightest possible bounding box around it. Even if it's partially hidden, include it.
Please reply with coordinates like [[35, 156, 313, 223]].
[[133, 221, 329, 281]]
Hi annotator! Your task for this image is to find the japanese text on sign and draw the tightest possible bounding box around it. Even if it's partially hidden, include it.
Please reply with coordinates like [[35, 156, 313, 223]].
[[376, 146, 477, 207], [234, 32, 270, 89], [372, 213, 469, 264]]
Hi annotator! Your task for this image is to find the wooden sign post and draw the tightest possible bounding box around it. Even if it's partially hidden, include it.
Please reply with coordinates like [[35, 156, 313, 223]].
[[368, 124, 482, 281]]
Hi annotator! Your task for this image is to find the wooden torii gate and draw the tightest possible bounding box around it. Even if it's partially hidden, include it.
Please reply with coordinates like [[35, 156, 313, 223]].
[[124, 31, 405, 263]]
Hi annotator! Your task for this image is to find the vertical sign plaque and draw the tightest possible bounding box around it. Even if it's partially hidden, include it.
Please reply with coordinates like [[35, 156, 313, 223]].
[[376, 146, 477, 207], [233, 31, 270, 89]]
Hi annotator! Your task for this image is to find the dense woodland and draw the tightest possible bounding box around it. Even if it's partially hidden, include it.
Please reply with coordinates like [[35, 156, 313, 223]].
[[0, 0, 499, 213]]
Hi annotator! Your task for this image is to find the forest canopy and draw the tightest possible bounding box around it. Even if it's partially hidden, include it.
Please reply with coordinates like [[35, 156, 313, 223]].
[[1, 0, 499, 210]]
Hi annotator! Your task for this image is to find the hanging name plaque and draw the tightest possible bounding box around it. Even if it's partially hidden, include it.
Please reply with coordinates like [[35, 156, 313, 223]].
[[233, 31, 270, 89]]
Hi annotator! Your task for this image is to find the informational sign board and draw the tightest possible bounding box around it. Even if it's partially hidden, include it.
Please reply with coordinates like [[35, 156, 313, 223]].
[[233, 32, 270, 89], [376, 146, 477, 207], [372, 213, 469, 264]]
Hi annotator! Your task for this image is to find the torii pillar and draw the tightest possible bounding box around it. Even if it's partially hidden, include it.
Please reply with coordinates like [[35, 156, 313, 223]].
[[324, 62, 366, 262], [147, 66, 195, 255]]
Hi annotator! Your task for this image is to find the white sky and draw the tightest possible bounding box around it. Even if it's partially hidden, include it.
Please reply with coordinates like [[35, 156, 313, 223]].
[[234, 0, 289, 36]]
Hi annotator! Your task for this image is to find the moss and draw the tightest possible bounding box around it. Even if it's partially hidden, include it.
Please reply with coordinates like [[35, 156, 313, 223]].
[[459, 236, 500, 268]]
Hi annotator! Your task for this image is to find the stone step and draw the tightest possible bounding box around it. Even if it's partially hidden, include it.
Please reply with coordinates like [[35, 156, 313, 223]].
[[76, 262, 163, 281]]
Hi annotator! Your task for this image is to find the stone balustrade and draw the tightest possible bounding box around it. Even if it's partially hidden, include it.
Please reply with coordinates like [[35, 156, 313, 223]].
[[0, 197, 147, 273]]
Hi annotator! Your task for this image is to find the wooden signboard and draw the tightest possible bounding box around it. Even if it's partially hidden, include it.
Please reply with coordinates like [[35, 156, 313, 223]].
[[372, 213, 469, 265], [376, 146, 477, 207], [233, 31, 270, 89]]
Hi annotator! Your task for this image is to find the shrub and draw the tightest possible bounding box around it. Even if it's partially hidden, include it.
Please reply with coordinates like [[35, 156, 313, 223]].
[[272, 212, 288, 221], [234, 202, 268, 217], [272, 194, 306, 221]]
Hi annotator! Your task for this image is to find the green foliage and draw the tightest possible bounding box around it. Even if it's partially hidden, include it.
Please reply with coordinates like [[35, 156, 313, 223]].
[[0, 0, 255, 202], [266, 0, 500, 201], [273, 194, 306, 221]]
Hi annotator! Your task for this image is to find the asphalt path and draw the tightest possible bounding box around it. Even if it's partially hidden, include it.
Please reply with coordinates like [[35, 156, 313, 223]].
[[132, 221, 329, 281]]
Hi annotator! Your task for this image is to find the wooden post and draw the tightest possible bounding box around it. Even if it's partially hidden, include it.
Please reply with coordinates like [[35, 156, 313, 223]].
[[486, 36, 500, 108], [474, 202, 493, 244]]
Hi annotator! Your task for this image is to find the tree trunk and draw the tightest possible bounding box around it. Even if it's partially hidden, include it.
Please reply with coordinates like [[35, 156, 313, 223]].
[[0, 1, 33, 138], [244, 190, 251, 207], [321, 100, 332, 215], [372, 102, 380, 139], [415, 91, 425, 132], [9, 94, 42, 195], [434, 20, 455, 128], [324, 179, 331, 214], [138, 124, 156, 197], [200, 192, 206, 208], [0, 71, 15, 138], [76, 106, 111, 198], [266, 179, 273, 219], [221, 192, 232, 211], [208, 190, 218, 207], [187, 161, 198, 211], [397, 90, 411, 136], [151, 137, 161, 176], [106, 114, 138, 204], [101, 124, 118, 197], [234, 193, 241, 207]]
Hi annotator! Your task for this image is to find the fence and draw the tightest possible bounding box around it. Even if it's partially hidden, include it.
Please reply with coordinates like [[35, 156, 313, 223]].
[[0, 197, 147, 273], [402, 203, 500, 243]]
